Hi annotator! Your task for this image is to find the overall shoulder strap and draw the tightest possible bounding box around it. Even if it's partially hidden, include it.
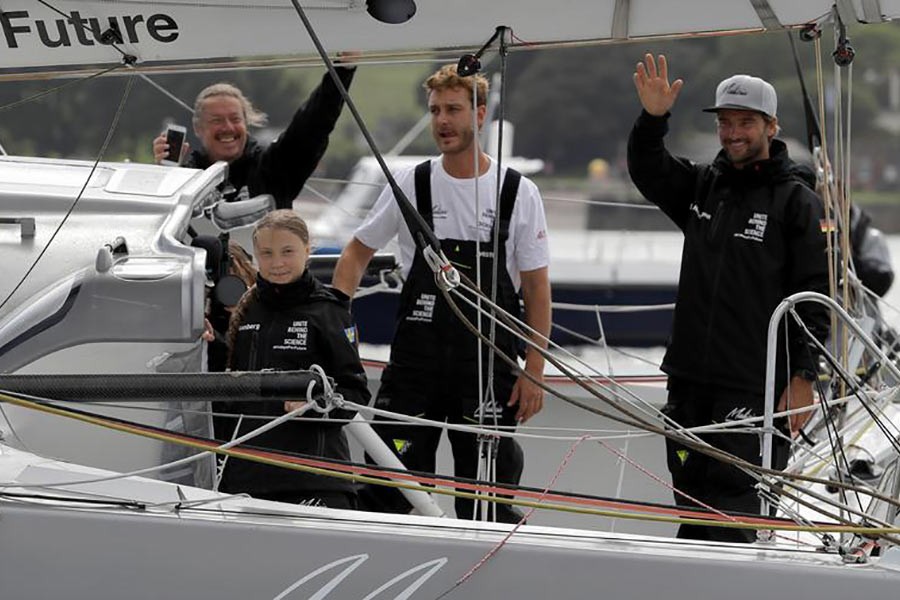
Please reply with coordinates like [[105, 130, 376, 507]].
[[414, 160, 433, 230], [497, 168, 522, 240]]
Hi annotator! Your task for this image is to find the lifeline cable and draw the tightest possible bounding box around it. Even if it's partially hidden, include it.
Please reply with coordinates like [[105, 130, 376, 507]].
[[5, 388, 888, 535]]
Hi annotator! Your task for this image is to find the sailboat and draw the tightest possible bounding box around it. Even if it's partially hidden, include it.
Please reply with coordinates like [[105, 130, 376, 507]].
[[5, 1, 900, 598]]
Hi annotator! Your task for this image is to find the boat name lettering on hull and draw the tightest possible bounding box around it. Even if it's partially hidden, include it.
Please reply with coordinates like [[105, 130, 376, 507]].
[[0, 10, 179, 49]]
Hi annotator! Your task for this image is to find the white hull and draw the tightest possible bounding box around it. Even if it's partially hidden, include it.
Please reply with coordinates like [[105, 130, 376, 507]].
[[4, 445, 900, 600]]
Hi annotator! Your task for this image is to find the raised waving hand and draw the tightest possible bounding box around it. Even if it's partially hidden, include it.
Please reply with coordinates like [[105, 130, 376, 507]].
[[633, 53, 683, 117]]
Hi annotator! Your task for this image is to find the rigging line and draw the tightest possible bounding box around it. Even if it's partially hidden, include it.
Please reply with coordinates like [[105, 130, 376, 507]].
[[790, 307, 900, 506], [0, 70, 134, 315], [758, 488, 828, 549], [595, 301, 614, 376], [771, 466, 900, 541], [362, 399, 831, 443], [0, 403, 35, 454], [823, 358, 900, 446], [452, 282, 651, 399], [595, 436, 781, 538], [470, 41, 490, 494], [306, 175, 380, 189], [812, 34, 840, 359], [786, 30, 822, 152], [3, 380, 816, 506], [7, 391, 894, 534], [785, 310, 863, 517], [0, 391, 710, 517], [438, 434, 590, 600], [550, 320, 604, 346], [458, 302, 884, 521], [0, 64, 123, 113], [471, 30, 514, 504], [794, 311, 900, 451], [788, 404, 888, 475], [129, 67, 195, 113], [542, 195, 660, 209], [785, 322, 900, 526], [37, 0, 135, 61], [485, 27, 513, 420], [286, 0, 444, 262], [0, 490, 147, 510], [358, 401, 659, 444], [552, 301, 676, 313], [832, 26, 852, 382], [7, 377, 890, 518], [449, 281, 669, 427], [446, 277, 798, 490], [464, 294, 900, 519], [449, 285, 657, 427], [1, 398, 312, 492]]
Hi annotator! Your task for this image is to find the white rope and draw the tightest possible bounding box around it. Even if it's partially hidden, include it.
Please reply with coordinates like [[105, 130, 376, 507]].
[[0, 401, 312, 492]]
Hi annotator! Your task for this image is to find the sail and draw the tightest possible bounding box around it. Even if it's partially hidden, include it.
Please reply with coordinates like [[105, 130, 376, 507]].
[[2, 0, 900, 77]]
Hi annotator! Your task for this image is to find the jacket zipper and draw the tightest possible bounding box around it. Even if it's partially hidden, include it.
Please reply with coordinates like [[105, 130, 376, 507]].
[[703, 193, 733, 376], [248, 331, 259, 370]]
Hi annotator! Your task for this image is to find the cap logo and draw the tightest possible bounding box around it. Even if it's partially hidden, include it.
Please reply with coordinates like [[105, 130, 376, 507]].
[[723, 82, 748, 96]]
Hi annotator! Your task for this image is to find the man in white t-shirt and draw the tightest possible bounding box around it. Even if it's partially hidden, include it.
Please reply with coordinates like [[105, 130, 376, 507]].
[[332, 64, 551, 522]]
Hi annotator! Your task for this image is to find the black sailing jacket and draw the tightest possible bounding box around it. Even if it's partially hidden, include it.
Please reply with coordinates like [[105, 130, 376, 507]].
[[627, 110, 829, 394], [221, 270, 369, 496], [186, 67, 355, 209]]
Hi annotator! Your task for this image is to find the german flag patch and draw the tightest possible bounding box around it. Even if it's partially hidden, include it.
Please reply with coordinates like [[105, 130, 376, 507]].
[[819, 219, 836, 234]]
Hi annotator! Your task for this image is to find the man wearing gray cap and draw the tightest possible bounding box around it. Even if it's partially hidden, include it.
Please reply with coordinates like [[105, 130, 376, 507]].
[[627, 54, 830, 542]]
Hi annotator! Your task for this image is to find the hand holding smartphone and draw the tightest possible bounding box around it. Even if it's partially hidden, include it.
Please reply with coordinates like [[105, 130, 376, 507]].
[[161, 124, 187, 165]]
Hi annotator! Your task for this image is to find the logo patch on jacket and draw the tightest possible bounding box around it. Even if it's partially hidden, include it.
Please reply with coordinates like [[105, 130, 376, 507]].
[[344, 325, 357, 345], [273, 320, 308, 351], [734, 212, 767, 242], [820, 218, 836, 234]]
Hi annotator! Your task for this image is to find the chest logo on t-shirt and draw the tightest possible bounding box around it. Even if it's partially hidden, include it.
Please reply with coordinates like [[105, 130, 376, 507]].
[[468, 207, 497, 234], [274, 320, 308, 351], [734, 212, 768, 243]]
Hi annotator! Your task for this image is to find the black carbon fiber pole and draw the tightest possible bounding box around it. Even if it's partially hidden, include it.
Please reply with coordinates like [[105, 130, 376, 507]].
[[0, 370, 327, 403]]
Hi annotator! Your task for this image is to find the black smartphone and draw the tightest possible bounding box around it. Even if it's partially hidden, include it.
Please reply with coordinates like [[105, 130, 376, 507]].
[[161, 124, 186, 166]]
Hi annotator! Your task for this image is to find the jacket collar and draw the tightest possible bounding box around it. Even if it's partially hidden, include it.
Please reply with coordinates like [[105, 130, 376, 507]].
[[712, 138, 793, 185], [255, 269, 337, 309]]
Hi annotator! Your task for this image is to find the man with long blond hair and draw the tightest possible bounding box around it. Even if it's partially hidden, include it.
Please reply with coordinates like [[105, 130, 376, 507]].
[[153, 60, 356, 210]]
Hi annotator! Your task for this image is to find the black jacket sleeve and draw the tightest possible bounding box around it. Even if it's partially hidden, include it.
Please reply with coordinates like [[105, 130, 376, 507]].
[[784, 185, 831, 374], [627, 110, 700, 230], [260, 66, 357, 209], [317, 303, 370, 423]]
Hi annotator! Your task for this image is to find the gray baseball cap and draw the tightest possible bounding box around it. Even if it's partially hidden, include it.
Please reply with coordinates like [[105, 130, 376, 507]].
[[703, 74, 777, 118]]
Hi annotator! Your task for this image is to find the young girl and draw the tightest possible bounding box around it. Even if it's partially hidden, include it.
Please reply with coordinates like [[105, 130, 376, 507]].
[[220, 209, 369, 509]]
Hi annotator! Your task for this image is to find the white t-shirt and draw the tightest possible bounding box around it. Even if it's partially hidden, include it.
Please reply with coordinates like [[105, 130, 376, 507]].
[[353, 157, 549, 290]]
